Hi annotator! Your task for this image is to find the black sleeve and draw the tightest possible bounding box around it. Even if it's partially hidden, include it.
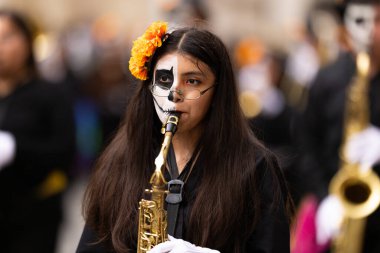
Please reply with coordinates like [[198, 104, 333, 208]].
[[4, 83, 76, 186], [76, 225, 110, 253], [246, 156, 291, 253], [294, 75, 330, 198], [13, 85, 75, 170]]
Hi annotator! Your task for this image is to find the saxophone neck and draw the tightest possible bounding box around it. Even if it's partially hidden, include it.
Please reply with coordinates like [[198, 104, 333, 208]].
[[151, 133, 172, 188], [151, 114, 180, 188], [356, 52, 370, 77], [342, 52, 371, 142]]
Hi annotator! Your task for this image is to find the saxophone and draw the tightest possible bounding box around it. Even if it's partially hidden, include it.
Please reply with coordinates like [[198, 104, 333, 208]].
[[137, 113, 180, 253], [329, 52, 380, 253]]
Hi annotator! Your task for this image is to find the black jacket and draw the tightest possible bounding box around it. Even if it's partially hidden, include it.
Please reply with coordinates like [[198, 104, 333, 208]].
[[76, 150, 290, 253]]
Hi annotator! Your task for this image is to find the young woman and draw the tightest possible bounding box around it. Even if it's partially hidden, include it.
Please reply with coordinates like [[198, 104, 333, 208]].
[[77, 22, 293, 253]]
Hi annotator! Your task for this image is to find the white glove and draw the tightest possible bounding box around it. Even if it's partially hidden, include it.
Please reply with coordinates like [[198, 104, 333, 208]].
[[0, 131, 16, 170], [260, 86, 285, 117], [346, 125, 380, 172], [148, 235, 220, 253], [315, 195, 344, 246]]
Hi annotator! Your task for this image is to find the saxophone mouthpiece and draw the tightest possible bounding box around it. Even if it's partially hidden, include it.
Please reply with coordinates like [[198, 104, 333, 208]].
[[164, 113, 180, 134]]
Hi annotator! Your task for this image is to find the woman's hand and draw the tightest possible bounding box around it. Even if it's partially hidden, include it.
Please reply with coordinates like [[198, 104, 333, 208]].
[[148, 235, 220, 253]]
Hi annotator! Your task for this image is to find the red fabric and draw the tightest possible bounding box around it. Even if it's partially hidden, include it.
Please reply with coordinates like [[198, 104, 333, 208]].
[[291, 195, 329, 253]]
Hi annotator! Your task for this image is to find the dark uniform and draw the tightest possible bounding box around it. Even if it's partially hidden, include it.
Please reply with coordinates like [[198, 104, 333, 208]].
[[77, 149, 290, 253], [0, 79, 75, 253]]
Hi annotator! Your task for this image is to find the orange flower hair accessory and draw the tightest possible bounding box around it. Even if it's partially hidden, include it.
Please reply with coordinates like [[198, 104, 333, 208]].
[[129, 21, 168, 80]]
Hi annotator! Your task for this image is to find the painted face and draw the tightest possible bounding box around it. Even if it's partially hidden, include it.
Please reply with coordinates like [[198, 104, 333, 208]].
[[345, 3, 376, 52], [152, 53, 216, 134]]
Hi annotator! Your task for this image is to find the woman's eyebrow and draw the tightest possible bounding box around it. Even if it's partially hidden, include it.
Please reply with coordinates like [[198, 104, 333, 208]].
[[181, 71, 205, 77]]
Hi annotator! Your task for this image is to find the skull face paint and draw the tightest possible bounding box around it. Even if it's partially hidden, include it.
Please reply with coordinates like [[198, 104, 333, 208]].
[[151, 53, 216, 135], [152, 54, 179, 124], [345, 3, 376, 52]]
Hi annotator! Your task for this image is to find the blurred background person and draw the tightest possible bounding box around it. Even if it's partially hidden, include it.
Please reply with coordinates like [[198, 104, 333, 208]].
[[292, 0, 380, 252], [234, 37, 299, 250], [280, 0, 345, 206], [154, 0, 209, 26], [62, 16, 132, 177], [284, 0, 342, 113], [0, 10, 75, 253], [234, 38, 296, 187], [82, 14, 133, 147]]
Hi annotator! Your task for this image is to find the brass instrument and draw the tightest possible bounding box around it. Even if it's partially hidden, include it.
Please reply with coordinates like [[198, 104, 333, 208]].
[[329, 52, 380, 253], [137, 114, 179, 253]]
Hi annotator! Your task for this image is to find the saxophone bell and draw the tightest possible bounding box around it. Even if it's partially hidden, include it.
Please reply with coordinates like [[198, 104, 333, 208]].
[[330, 167, 380, 219]]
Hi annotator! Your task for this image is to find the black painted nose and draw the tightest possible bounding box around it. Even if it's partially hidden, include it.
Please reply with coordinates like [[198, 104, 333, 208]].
[[168, 90, 182, 102]]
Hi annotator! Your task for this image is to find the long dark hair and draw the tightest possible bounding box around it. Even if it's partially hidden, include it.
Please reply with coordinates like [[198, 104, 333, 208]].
[[0, 10, 37, 75], [84, 26, 293, 252]]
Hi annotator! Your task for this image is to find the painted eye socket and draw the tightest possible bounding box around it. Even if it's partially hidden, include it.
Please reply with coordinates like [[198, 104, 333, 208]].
[[159, 75, 172, 83], [155, 68, 174, 89], [155, 74, 173, 89]]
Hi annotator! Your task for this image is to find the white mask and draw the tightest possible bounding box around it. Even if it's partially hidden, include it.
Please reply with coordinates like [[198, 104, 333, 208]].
[[344, 3, 376, 52]]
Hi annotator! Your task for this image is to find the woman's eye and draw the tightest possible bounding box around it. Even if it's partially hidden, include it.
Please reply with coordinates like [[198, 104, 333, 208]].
[[154, 68, 174, 88], [156, 75, 173, 89], [186, 79, 201, 85], [159, 75, 171, 83]]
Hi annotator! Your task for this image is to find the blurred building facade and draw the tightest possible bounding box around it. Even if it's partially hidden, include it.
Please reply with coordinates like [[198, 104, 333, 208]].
[[1, 0, 316, 50]]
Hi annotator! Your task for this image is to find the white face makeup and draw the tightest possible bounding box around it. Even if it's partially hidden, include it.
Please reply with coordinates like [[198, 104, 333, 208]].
[[152, 54, 179, 124], [345, 3, 376, 52], [151, 53, 216, 135]]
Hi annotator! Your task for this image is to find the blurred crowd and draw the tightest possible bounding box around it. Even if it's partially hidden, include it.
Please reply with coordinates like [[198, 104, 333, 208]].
[[1, 0, 380, 252]]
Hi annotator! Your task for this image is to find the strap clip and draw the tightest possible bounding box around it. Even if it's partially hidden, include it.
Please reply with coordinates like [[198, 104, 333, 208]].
[[166, 179, 184, 204]]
